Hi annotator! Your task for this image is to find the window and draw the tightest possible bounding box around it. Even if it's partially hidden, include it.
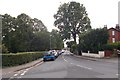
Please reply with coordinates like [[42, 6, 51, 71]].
[[112, 30, 115, 36], [112, 38, 115, 43]]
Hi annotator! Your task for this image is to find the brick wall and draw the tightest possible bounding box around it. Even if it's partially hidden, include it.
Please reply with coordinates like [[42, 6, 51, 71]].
[[108, 28, 120, 43]]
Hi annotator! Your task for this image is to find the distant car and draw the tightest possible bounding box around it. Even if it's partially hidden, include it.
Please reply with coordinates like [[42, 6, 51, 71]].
[[51, 50, 59, 58], [43, 52, 56, 61], [61, 50, 65, 53], [117, 50, 120, 54], [58, 50, 63, 55]]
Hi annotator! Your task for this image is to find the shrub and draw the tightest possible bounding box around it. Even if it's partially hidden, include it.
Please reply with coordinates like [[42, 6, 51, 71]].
[[1, 44, 9, 53], [103, 42, 120, 50], [2, 52, 44, 67], [70, 44, 79, 55]]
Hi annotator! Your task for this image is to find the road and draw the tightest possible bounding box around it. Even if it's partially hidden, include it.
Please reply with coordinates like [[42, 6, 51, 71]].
[[2, 51, 118, 79]]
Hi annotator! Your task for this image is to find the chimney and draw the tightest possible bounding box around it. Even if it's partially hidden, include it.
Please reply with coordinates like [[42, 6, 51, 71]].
[[116, 24, 120, 30], [104, 25, 107, 29]]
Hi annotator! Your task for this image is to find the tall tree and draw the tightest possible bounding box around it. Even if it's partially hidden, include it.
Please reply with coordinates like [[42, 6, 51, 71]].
[[54, 1, 91, 44], [2, 13, 51, 53], [50, 29, 64, 50], [15, 13, 34, 52], [30, 31, 50, 51], [2, 14, 17, 52], [32, 18, 47, 33]]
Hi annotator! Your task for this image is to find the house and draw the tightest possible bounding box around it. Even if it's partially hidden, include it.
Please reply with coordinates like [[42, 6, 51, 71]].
[[108, 24, 120, 43]]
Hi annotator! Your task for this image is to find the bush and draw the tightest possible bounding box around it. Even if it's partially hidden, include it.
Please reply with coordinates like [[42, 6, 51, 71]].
[[103, 44, 113, 50], [2, 52, 44, 67], [103, 42, 120, 50], [1, 44, 9, 53], [70, 44, 79, 55]]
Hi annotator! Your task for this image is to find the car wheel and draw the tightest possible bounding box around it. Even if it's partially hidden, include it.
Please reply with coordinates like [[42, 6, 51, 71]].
[[43, 59, 46, 62], [52, 59, 55, 61]]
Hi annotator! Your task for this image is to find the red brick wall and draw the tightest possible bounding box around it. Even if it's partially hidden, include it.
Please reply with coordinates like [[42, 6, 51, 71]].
[[108, 29, 120, 43], [116, 31, 120, 41], [104, 50, 112, 57], [108, 29, 112, 43]]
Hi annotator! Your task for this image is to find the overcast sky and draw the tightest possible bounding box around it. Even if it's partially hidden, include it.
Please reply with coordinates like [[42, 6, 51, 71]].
[[0, 0, 119, 31]]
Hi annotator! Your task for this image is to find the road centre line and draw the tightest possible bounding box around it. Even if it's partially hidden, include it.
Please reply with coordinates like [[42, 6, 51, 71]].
[[70, 63, 74, 65], [64, 58, 68, 62], [116, 74, 119, 76], [63, 55, 92, 70], [76, 65, 92, 70]]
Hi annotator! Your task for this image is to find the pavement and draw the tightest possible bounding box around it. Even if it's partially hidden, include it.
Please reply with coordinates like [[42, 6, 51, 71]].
[[65, 50, 118, 64], [73, 54, 118, 64]]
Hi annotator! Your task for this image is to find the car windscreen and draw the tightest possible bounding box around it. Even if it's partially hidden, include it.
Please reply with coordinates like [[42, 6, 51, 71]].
[[44, 52, 53, 56]]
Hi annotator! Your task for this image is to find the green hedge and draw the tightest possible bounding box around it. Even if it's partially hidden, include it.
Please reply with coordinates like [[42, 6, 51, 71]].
[[103, 42, 120, 50], [2, 52, 44, 67]]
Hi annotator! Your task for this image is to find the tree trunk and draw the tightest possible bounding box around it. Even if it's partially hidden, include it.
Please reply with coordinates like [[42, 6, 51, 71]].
[[73, 33, 76, 44]]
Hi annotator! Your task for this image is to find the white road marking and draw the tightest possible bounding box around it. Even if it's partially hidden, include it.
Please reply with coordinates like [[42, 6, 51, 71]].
[[116, 74, 119, 76], [21, 71, 27, 76], [64, 58, 68, 62], [8, 61, 43, 80], [17, 71, 22, 73], [70, 63, 74, 65], [14, 74, 18, 76], [25, 68, 29, 71], [76, 65, 92, 70], [9, 77, 13, 79], [62, 55, 92, 70], [25, 67, 32, 71]]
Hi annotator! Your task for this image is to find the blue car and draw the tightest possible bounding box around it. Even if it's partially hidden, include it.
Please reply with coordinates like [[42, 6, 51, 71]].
[[43, 52, 56, 61]]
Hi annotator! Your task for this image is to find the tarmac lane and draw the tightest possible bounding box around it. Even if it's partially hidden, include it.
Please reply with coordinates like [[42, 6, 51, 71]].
[[2, 52, 119, 79]]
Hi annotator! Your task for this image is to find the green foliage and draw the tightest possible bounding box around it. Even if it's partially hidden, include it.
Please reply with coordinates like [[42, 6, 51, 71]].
[[103, 42, 120, 50], [30, 31, 50, 51], [66, 41, 75, 48], [66, 41, 78, 54], [78, 28, 109, 53], [32, 18, 47, 32], [2, 14, 17, 53], [1, 44, 8, 53], [2, 52, 44, 67], [50, 29, 64, 50], [2, 13, 50, 53], [70, 44, 78, 54], [54, 1, 91, 43]]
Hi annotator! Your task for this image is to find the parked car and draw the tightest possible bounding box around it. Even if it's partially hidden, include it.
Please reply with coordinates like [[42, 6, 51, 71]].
[[43, 52, 56, 61], [58, 50, 63, 55], [61, 50, 65, 53], [51, 50, 59, 58]]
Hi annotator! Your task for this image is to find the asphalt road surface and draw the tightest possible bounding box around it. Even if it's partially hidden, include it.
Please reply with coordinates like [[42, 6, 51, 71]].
[[2, 51, 118, 79]]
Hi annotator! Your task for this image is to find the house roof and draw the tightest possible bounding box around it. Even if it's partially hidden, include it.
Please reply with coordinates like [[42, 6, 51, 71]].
[[108, 28, 120, 32]]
